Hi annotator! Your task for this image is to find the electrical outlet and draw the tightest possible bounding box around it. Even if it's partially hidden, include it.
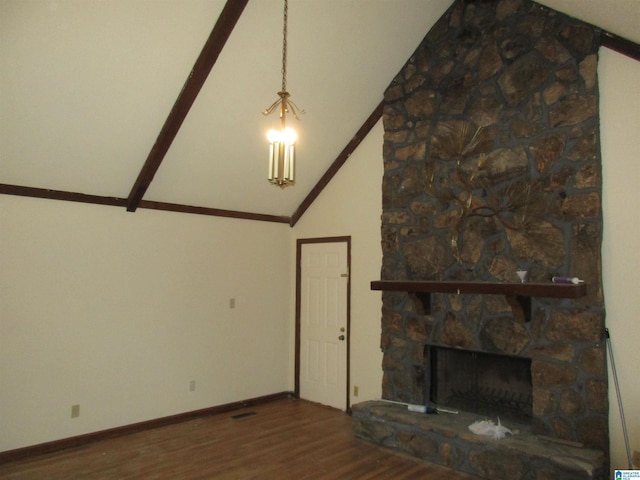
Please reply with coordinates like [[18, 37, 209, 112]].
[[189, 380, 196, 392], [71, 404, 80, 418], [354, 386, 359, 397]]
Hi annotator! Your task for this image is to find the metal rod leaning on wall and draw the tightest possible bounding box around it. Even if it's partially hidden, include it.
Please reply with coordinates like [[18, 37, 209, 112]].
[[605, 328, 633, 469]]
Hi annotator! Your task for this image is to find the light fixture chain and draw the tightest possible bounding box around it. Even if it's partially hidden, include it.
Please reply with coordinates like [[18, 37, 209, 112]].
[[281, 0, 288, 93]]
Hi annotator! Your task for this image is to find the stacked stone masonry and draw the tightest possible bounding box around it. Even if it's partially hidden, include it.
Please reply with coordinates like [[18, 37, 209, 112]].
[[353, 401, 606, 480], [356, 0, 609, 478]]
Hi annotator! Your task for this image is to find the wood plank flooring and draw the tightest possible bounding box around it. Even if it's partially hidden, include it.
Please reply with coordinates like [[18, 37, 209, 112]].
[[0, 398, 481, 479]]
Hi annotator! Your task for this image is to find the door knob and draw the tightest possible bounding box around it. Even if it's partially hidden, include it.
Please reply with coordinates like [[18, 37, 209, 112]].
[[338, 335, 345, 341]]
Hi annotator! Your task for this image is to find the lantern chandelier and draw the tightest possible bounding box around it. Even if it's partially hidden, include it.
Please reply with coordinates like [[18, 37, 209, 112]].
[[263, 0, 303, 188]]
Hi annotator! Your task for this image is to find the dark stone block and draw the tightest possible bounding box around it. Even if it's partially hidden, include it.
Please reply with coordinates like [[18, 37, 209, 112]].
[[560, 388, 585, 416], [480, 317, 531, 355], [531, 360, 578, 387], [529, 134, 566, 173], [438, 313, 476, 349], [482, 146, 529, 180], [404, 236, 454, 278], [397, 431, 438, 459], [585, 379, 608, 413], [478, 42, 502, 81], [529, 343, 575, 362], [550, 94, 598, 127], [498, 51, 552, 106], [546, 310, 603, 343], [560, 24, 596, 56], [533, 386, 556, 416], [405, 315, 432, 342], [469, 450, 524, 479], [536, 36, 572, 63], [576, 416, 609, 451], [578, 348, 605, 376]]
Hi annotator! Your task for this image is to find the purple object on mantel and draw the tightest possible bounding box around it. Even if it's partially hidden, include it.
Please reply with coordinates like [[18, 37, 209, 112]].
[[552, 276, 584, 284]]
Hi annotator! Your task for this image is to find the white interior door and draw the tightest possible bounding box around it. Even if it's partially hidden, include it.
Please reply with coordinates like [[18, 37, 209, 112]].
[[299, 241, 348, 410]]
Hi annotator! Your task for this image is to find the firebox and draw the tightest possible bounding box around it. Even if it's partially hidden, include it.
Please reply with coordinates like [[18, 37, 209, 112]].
[[427, 346, 533, 424]]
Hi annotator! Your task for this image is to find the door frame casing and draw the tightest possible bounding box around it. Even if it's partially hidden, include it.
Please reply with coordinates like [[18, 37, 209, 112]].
[[295, 236, 351, 411]]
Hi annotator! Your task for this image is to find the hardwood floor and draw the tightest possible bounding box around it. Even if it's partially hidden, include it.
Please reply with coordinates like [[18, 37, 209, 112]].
[[0, 398, 480, 479]]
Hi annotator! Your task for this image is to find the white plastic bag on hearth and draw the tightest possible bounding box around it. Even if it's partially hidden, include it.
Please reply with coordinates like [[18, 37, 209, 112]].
[[468, 418, 513, 440]]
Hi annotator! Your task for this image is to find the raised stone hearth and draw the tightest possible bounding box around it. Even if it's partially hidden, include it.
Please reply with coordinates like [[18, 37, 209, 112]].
[[355, 0, 608, 477], [353, 401, 606, 480]]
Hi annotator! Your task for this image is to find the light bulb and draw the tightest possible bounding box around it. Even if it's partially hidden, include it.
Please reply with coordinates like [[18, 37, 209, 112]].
[[267, 129, 280, 143], [267, 128, 297, 145], [283, 127, 297, 144]]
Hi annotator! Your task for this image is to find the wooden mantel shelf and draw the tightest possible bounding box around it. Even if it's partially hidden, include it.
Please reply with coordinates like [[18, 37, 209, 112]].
[[370, 280, 586, 298], [370, 280, 587, 322]]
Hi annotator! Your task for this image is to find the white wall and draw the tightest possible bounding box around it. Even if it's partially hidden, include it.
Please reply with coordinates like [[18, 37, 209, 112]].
[[600, 48, 640, 470], [292, 121, 385, 405], [1, 47, 637, 466], [0, 196, 292, 452]]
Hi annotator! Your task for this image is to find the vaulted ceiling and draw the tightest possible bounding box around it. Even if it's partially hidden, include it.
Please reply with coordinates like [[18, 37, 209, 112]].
[[1, 0, 638, 225]]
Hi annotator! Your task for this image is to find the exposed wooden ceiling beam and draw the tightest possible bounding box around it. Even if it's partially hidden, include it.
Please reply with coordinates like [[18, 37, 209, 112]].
[[126, 0, 250, 212], [138, 199, 290, 223], [600, 29, 640, 62], [0, 184, 127, 207], [0, 184, 290, 224], [289, 100, 384, 227]]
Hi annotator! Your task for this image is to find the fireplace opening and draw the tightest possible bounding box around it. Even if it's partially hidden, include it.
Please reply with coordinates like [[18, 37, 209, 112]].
[[427, 346, 533, 424]]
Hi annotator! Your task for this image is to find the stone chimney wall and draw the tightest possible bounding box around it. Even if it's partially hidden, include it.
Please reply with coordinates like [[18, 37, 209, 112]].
[[380, 0, 607, 451]]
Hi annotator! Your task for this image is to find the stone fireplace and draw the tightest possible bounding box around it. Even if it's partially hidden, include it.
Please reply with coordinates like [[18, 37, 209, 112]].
[[352, 0, 608, 478]]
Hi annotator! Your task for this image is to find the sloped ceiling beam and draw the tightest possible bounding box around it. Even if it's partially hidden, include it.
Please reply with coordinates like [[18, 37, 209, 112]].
[[600, 30, 640, 61], [0, 184, 127, 208], [138, 199, 290, 223], [126, 0, 250, 212], [289, 100, 384, 227]]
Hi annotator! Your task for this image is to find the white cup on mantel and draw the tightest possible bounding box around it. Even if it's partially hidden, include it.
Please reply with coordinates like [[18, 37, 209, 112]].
[[516, 270, 528, 283]]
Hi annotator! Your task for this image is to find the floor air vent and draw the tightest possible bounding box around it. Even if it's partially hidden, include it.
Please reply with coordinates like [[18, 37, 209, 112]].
[[231, 411, 257, 419]]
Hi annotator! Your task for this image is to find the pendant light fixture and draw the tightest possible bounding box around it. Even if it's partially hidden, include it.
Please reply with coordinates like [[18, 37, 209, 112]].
[[263, 0, 303, 188]]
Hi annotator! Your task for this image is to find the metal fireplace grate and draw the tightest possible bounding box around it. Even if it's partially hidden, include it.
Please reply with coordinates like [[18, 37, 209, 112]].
[[428, 346, 533, 424]]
